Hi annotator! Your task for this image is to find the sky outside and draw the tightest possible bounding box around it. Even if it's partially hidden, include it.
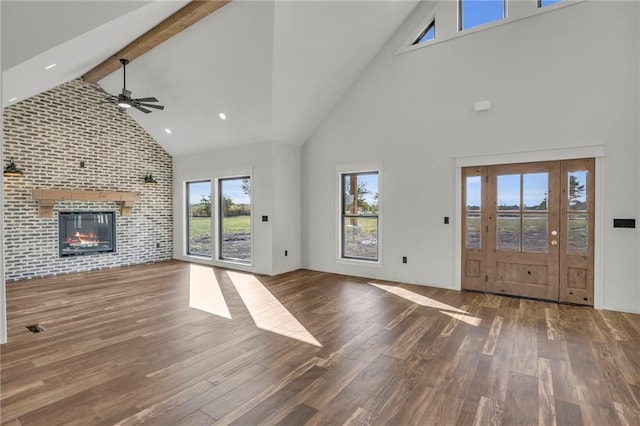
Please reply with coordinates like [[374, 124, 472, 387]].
[[467, 171, 587, 208], [462, 0, 563, 30], [188, 179, 250, 205], [353, 173, 378, 206]]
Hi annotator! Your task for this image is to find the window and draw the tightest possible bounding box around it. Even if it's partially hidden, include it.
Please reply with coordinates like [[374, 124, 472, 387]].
[[412, 21, 435, 45], [459, 0, 504, 31], [219, 177, 251, 263], [539, 0, 562, 7], [341, 172, 379, 261], [187, 181, 212, 257]]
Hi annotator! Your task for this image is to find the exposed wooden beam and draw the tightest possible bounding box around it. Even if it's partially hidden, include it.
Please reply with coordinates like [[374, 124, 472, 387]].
[[82, 0, 232, 84]]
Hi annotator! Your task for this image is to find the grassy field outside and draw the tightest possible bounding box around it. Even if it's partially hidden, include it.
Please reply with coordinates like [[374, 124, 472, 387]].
[[189, 215, 252, 260], [465, 214, 587, 254], [189, 215, 251, 239]]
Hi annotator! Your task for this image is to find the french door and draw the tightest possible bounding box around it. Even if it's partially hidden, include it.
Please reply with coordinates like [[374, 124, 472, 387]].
[[462, 159, 594, 305]]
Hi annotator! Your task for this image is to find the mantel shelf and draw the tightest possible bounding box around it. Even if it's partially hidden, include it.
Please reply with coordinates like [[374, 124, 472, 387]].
[[32, 189, 140, 218]]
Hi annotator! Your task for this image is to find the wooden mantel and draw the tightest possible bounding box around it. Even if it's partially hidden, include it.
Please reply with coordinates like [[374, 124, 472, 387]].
[[32, 189, 140, 218]]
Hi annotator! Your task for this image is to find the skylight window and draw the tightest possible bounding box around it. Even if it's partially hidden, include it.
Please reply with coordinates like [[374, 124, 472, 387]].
[[412, 21, 435, 45], [539, 0, 562, 7], [459, 0, 505, 31]]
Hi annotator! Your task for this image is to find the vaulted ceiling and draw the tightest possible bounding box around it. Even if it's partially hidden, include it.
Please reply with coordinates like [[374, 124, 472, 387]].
[[2, 1, 419, 156]]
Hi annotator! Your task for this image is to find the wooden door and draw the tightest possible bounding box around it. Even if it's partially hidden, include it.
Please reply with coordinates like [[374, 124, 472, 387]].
[[461, 159, 594, 305], [486, 161, 561, 300], [559, 159, 595, 305], [461, 166, 487, 291]]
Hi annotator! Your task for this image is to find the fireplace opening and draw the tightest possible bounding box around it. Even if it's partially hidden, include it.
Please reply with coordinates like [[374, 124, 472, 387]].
[[59, 211, 116, 257]]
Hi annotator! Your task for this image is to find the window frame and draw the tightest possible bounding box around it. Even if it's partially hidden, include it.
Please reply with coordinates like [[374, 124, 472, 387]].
[[538, 0, 563, 8], [186, 179, 213, 258], [218, 175, 253, 265], [412, 20, 436, 46], [336, 163, 383, 265], [458, 0, 506, 32]]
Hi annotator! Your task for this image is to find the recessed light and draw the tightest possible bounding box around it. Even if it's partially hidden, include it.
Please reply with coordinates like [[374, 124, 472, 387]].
[[218, 112, 227, 120], [8, 97, 17, 103], [44, 63, 56, 70], [164, 128, 172, 134]]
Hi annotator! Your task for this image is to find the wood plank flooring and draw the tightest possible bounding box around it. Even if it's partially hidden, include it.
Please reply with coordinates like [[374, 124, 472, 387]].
[[2, 260, 640, 425]]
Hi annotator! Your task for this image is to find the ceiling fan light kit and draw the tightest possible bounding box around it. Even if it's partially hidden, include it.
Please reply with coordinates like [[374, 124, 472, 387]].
[[103, 59, 165, 114]]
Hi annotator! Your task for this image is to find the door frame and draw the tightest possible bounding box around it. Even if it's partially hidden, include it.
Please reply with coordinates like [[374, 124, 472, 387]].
[[453, 145, 605, 308]]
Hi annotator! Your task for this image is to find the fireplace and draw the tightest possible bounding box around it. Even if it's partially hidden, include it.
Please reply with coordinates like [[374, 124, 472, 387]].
[[59, 211, 116, 257]]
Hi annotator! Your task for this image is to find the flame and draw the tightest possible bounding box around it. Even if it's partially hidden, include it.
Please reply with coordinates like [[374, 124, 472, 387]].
[[65, 231, 98, 244]]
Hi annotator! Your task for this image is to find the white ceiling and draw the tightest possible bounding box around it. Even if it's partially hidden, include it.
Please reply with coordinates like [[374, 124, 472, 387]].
[[2, 0, 419, 157]]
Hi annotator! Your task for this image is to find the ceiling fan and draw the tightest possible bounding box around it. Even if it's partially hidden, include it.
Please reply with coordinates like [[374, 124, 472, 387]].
[[103, 58, 165, 114]]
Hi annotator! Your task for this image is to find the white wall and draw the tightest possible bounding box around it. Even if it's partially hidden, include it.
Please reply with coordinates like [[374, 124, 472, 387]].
[[272, 143, 302, 275], [173, 141, 301, 276], [302, 1, 640, 313]]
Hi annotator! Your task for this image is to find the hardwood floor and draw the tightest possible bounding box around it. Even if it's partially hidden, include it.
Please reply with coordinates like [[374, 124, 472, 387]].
[[2, 260, 640, 425]]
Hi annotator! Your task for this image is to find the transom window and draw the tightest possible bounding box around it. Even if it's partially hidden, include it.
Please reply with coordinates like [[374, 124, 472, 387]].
[[459, 0, 505, 31], [341, 172, 379, 261], [412, 21, 435, 45]]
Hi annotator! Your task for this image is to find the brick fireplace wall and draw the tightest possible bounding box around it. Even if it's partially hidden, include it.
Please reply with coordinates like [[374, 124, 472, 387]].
[[3, 79, 173, 281]]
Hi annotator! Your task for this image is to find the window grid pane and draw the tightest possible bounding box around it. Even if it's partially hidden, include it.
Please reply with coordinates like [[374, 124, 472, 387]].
[[460, 0, 505, 31], [413, 21, 435, 45], [523, 214, 548, 253], [497, 213, 521, 251], [219, 177, 251, 263], [568, 170, 588, 211], [187, 181, 212, 257], [567, 214, 588, 255], [466, 175, 481, 249], [341, 172, 379, 261]]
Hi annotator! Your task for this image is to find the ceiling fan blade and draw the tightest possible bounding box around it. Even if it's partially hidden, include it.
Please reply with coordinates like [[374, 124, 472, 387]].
[[138, 103, 165, 110], [134, 97, 159, 103], [133, 104, 152, 114]]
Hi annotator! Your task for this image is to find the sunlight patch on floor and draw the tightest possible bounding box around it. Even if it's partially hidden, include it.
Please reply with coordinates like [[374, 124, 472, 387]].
[[369, 282, 481, 327], [440, 311, 482, 327], [227, 271, 322, 347], [189, 264, 232, 319]]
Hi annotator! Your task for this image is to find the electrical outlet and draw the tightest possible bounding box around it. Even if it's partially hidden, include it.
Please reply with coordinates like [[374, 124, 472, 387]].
[[402, 256, 407, 264]]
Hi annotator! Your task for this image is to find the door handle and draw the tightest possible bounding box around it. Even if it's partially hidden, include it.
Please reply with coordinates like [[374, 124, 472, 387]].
[[551, 240, 558, 246]]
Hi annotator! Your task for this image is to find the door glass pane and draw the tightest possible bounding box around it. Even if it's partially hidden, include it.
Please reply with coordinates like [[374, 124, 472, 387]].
[[523, 173, 548, 210], [466, 176, 481, 211], [568, 214, 588, 255], [187, 181, 212, 257], [568, 170, 587, 211], [220, 177, 251, 263], [466, 213, 481, 249], [497, 174, 520, 210], [465, 175, 481, 249], [497, 213, 520, 251], [523, 214, 548, 252]]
